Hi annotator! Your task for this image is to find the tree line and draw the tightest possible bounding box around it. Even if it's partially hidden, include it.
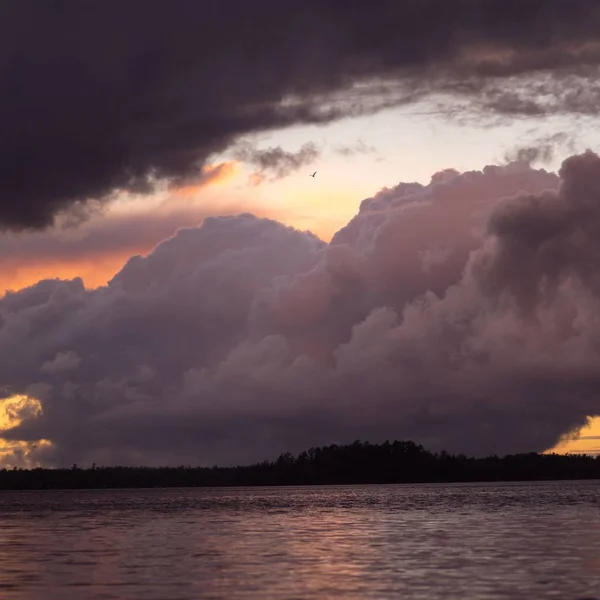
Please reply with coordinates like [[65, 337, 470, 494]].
[[0, 440, 598, 490]]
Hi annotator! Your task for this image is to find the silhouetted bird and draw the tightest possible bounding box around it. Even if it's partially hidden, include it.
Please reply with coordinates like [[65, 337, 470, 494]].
[[310, 171, 317, 177]]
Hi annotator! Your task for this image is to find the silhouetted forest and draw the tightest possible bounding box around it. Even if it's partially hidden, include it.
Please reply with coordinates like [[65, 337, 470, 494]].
[[0, 441, 599, 490]]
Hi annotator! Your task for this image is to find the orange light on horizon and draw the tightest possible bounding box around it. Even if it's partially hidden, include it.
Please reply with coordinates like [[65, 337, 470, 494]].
[[0, 395, 52, 468], [0, 165, 365, 296], [0, 250, 148, 294], [548, 417, 600, 455]]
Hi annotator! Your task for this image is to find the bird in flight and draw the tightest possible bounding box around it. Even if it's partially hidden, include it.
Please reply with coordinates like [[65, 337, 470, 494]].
[[310, 171, 317, 177]]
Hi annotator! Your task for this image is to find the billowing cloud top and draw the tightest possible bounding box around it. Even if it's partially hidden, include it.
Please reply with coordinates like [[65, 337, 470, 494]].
[[2, 0, 600, 228], [4, 152, 600, 467]]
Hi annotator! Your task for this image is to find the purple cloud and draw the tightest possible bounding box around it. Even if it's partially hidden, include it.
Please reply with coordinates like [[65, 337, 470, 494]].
[[5, 154, 600, 466]]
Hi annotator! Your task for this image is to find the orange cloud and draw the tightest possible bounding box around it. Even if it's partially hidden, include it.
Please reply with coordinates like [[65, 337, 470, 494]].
[[0, 250, 144, 293], [548, 417, 600, 455], [0, 156, 357, 295], [0, 197, 286, 295], [0, 395, 52, 468]]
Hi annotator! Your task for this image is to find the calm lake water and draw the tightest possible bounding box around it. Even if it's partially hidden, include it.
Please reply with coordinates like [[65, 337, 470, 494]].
[[0, 482, 599, 599]]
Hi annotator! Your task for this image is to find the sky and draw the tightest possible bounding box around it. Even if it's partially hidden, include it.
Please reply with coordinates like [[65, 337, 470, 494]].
[[1, 0, 600, 466]]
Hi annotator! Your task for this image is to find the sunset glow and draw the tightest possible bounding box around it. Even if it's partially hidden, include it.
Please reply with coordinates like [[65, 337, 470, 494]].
[[7, 5, 600, 599], [2, 1, 600, 470], [0, 395, 51, 468], [549, 418, 600, 455]]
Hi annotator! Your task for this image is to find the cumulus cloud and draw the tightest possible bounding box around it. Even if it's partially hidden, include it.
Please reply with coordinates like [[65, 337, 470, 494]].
[[0, 158, 266, 293], [0, 201, 262, 294], [2, 0, 600, 229], [6, 153, 600, 467], [233, 142, 320, 184]]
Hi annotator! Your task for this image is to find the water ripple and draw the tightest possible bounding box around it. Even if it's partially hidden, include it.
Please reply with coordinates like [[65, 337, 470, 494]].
[[0, 482, 598, 599]]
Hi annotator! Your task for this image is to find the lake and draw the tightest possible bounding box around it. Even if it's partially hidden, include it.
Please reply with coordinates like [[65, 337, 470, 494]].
[[0, 481, 598, 599]]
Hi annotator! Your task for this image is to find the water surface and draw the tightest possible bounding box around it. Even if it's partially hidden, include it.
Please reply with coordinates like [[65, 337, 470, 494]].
[[0, 481, 599, 599]]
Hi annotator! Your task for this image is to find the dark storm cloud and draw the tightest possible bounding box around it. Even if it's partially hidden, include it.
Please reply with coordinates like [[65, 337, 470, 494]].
[[8, 155, 600, 468], [472, 151, 600, 311], [1, 0, 600, 228], [233, 142, 320, 183]]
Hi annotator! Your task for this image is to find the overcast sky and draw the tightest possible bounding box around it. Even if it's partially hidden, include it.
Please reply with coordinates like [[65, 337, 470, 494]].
[[2, 0, 600, 466]]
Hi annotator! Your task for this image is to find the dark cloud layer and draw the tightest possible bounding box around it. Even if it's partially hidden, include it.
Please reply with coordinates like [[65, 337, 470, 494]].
[[2, 0, 600, 228], [5, 153, 600, 467]]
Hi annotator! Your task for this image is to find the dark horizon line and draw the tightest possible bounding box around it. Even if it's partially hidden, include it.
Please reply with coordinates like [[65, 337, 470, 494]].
[[1, 440, 599, 491]]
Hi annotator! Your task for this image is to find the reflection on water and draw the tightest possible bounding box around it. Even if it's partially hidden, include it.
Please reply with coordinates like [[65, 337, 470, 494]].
[[0, 481, 598, 599]]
